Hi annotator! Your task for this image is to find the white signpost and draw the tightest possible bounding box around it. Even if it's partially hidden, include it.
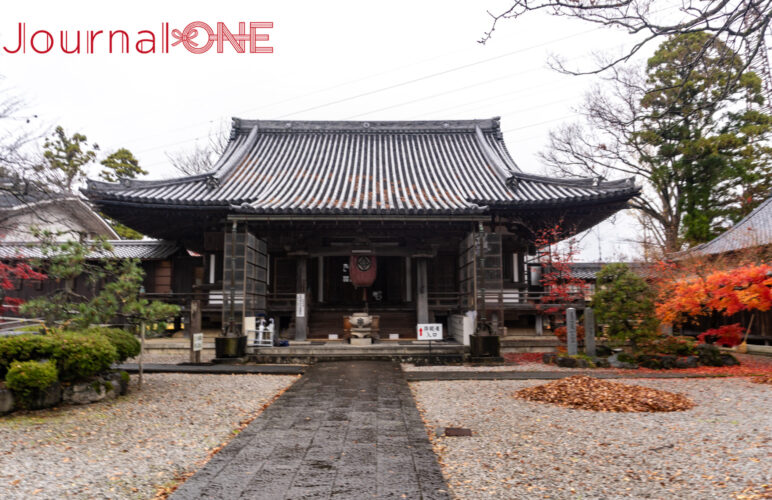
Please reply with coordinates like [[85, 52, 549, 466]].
[[417, 323, 443, 359], [417, 323, 443, 340], [192, 333, 204, 352], [295, 293, 306, 318]]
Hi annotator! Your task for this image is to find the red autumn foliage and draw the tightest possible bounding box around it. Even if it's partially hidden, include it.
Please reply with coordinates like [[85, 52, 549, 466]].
[[554, 324, 585, 344], [502, 352, 544, 363], [534, 223, 587, 315], [656, 262, 772, 326], [697, 323, 744, 347], [0, 260, 47, 315]]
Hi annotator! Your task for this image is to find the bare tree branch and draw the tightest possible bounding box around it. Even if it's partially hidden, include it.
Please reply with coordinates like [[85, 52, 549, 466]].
[[480, 0, 772, 109]]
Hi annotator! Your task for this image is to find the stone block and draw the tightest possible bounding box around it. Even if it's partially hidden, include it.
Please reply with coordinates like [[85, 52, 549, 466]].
[[675, 356, 698, 369], [720, 353, 740, 366], [660, 355, 677, 369], [27, 383, 62, 410], [349, 338, 372, 346], [556, 356, 578, 368], [0, 388, 15, 414], [696, 344, 723, 366], [608, 353, 638, 369], [63, 375, 120, 405]]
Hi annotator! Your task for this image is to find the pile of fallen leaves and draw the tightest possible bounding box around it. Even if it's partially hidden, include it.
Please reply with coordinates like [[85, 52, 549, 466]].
[[514, 375, 695, 412]]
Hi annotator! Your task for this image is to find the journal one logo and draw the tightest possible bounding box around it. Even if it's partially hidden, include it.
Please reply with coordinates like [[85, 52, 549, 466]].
[[2, 22, 274, 55]]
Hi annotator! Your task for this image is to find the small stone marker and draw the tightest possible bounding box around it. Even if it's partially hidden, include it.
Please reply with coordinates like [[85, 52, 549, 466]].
[[566, 307, 577, 355], [444, 427, 472, 437], [584, 307, 596, 357], [190, 332, 203, 363]]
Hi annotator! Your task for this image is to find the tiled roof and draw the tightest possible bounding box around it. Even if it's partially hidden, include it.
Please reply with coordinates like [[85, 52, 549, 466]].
[[0, 240, 180, 260], [0, 189, 65, 209], [567, 262, 654, 280], [84, 118, 639, 215], [570, 262, 606, 280], [681, 197, 772, 257]]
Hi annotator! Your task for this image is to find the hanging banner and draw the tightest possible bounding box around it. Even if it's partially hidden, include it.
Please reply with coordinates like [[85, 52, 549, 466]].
[[349, 255, 377, 288]]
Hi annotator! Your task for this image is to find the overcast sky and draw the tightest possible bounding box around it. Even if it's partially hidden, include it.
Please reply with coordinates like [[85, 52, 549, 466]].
[[0, 0, 656, 261]]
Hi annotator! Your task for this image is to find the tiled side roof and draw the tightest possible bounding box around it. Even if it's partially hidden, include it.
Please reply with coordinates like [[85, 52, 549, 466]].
[[568, 262, 653, 280], [84, 118, 639, 215], [0, 240, 180, 260], [570, 263, 606, 280], [682, 197, 772, 257]]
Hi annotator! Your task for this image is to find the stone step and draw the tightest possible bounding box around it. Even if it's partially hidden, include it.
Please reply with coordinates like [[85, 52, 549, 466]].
[[252, 344, 466, 356], [251, 353, 465, 364], [500, 336, 560, 346], [504, 328, 539, 336], [500, 335, 560, 354], [250, 342, 466, 364], [501, 346, 557, 354]]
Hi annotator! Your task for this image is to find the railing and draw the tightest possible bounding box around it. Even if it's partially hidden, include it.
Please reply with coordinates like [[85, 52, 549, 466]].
[[0, 316, 45, 336], [481, 289, 587, 309], [428, 291, 461, 308], [142, 283, 243, 310]]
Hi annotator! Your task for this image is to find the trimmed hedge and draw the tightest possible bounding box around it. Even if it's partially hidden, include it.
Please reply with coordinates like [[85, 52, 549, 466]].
[[85, 327, 140, 364], [6, 360, 58, 408], [52, 332, 117, 381], [0, 331, 118, 382], [0, 335, 57, 378]]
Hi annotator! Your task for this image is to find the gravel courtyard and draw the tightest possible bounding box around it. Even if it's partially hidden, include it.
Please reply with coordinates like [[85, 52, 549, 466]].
[[412, 377, 772, 499], [0, 373, 297, 499]]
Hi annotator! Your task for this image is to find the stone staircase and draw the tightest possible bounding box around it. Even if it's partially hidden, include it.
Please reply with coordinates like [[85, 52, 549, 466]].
[[308, 310, 417, 339], [250, 341, 466, 364], [500, 327, 560, 353]]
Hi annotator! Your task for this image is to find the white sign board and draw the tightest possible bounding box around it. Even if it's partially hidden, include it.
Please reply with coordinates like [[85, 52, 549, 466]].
[[417, 323, 443, 341], [192, 333, 204, 352], [296, 293, 306, 317]]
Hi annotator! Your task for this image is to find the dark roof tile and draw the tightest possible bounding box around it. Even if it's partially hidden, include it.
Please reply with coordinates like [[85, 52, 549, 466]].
[[84, 118, 639, 215]]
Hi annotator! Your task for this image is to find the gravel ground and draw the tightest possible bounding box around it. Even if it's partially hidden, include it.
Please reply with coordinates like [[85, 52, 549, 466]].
[[0, 373, 297, 499], [412, 378, 771, 499]]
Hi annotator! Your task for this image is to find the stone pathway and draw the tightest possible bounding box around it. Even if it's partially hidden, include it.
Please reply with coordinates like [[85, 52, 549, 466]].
[[171, 361, 450, 500]]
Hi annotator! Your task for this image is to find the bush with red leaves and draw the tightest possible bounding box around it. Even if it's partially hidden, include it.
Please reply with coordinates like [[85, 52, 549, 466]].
[[554, 325, 585, 344], [697, 323, 744, 347]]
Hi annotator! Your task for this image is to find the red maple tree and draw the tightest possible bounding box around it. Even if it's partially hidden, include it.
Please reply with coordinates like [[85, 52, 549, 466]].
[[534, 223, 587, 315], [0, 260, 47, 316], [656, 262, 772, 326]]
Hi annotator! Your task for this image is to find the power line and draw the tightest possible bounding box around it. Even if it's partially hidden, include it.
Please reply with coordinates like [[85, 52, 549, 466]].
[[277, 26, 601, 119], [123, 25, 603, 148]]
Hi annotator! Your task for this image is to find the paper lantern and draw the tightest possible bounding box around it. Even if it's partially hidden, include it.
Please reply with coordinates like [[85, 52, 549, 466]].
[[349, 255, 377, 288]]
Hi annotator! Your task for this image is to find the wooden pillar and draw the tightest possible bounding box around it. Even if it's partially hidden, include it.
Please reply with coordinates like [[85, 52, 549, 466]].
[[405, 257, 412, 303], [416, 258, 428, 324], [317, 256, 324, 303], [295, 257, 308, 340]]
